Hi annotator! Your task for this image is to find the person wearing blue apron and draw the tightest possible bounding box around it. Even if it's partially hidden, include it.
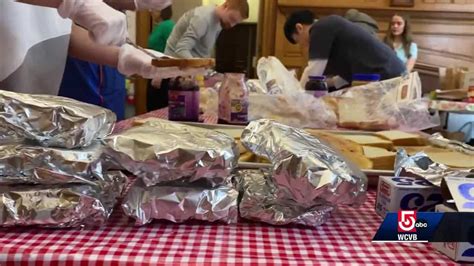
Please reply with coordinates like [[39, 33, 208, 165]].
[[59, 57, 126, 120]]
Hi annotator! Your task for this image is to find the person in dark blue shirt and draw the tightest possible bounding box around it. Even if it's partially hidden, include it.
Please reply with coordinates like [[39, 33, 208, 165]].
[[59, 57, 126, 120]]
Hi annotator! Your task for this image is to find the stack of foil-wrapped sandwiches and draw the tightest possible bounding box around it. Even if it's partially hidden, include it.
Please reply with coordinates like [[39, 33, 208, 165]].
[[0, 90, 368, 228]]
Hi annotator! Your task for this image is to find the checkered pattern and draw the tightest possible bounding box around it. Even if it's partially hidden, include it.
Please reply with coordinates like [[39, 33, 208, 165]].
[[0, 191, 455, 265], [113, 108, 218, 134], [0, 110, 456, 265]]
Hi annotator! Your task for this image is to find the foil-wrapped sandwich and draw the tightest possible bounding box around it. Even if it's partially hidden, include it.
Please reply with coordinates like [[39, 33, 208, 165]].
[[0, 90, 116, 148], [0, 142, 115, 186], [0, 140, 127, 227], [237, 169, 334, 227], [241, 119, 367, 208], [122, 179, 239, 226], [395, 149, 473, 187], [103, 119, 238, 187], [0, 171, 126, 227]]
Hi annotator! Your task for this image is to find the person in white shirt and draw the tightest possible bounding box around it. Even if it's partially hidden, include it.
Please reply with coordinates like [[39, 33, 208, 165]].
[[1, 0, 199, 97]]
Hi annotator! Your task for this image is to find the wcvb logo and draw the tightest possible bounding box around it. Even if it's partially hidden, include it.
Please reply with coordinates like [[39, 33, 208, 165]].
[[398, 210, 417, 233]]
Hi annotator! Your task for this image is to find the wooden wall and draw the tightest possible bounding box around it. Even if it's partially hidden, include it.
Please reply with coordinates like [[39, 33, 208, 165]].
[[258, 0, 474, 91]]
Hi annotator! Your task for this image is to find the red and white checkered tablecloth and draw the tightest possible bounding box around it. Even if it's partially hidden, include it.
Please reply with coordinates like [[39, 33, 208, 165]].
[[113, 108, 218, 134], [0, 190, 456, 265], [0, 110, 457, 265]]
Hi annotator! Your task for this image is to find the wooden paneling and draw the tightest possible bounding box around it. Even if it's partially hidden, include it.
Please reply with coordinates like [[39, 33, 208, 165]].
[[135, 11, 152, 115], [259, 0, 474, 90]]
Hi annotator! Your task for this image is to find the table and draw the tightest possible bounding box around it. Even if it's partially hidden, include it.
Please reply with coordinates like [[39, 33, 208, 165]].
[[113, 108, 218, 134], [0, 190, 456, 265], [0, 110, 457, 265]]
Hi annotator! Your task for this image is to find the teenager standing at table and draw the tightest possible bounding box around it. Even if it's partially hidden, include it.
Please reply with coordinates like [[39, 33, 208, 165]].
[[148, 6, 175, 53], [384, 14, 418, 73], [147, 0, 249, 111], [283, 10, 406, 90]]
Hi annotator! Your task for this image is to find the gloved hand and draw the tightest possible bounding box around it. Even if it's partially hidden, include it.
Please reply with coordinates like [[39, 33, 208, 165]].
[[117, 44, 206, 84], [58, 0, 128, 46], [134, 0, 172, 11]]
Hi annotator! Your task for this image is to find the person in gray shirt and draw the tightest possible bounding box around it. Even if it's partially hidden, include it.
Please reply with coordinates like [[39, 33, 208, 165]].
[[165, 0, 249, 59], [148, 0, 248, 112]]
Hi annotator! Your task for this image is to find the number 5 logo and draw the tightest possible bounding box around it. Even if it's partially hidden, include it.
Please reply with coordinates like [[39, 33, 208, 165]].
[[398, 210, 417, 233]]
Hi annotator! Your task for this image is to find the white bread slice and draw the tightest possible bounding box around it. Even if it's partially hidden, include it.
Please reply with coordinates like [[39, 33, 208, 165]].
[[398, 146, 445, 155], [377, 130, 426, 146], [338, 134, 394, 150], [425, 151, 474, 169], [362, 146, 396, 170], [397, 146, 473, 168]]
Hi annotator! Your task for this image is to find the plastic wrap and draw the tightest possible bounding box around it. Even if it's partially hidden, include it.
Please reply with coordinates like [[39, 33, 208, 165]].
[[0, 90, 116, 148], [249, 93, 338, 129], [237, 169, 334, 227], [428, 133, 474, 156], [334, 73, 439, 131], [256, 57, 303, 94], [241, 119, 367, 207], [104, 119, 238, 187], [122, 179, 239, 226]]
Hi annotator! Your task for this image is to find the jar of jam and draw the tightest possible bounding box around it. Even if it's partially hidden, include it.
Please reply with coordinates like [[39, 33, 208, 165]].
[[351, 74, 381, 87], [305, 76, 328, 98], [168, 76, 200, 122]]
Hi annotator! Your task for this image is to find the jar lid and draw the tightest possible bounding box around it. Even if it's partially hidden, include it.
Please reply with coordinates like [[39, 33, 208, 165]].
[[308, 75, 326, 80], [352, 74, 381, 81]]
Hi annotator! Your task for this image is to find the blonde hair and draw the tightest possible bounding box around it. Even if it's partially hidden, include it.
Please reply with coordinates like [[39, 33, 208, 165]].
[[224, 0, 249, 19]]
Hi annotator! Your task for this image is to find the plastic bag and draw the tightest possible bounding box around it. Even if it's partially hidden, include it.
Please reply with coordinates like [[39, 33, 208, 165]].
[[256, 57, 303, 94], [199, 87, 218, 117], [335, 73, 439, 131], [249, 92, 337, 129]]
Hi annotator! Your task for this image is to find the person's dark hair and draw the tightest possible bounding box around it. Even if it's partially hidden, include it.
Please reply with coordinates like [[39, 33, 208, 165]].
[[160, 5, 172, 21], [284, 10, 315, 44], [384, 14, 414, 59]]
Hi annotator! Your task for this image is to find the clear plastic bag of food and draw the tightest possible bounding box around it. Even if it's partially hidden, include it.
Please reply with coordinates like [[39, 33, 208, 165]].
[[334, 73, 439, 131]]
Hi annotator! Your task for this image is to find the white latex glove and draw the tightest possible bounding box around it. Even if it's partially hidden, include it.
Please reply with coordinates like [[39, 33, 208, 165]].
[[58, 0, 128, 46], [118, 44, 206, 84], [134, 0, 172, 10]]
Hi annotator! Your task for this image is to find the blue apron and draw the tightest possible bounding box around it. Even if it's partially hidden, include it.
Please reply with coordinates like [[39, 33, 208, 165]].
[[59, 57, 126, 120]]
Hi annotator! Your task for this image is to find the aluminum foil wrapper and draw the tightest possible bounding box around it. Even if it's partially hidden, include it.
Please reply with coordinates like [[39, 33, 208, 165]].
[[237, 169, 334, 227], [0, 171, 126, 228], [241, 119, 367, 207], [122, 179, 239, 226], [104, 119, 238, 187], [0, 90, 116, 149], [428, 133, 474, 156], [394, 149, 473, 187], [0, 141, 118, 186]]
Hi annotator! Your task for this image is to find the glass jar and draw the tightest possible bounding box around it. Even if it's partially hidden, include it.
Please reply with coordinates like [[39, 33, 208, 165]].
[[168, 76, 200, 122], [218, 73, 249, 125], [305, 76, 328, 98]]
